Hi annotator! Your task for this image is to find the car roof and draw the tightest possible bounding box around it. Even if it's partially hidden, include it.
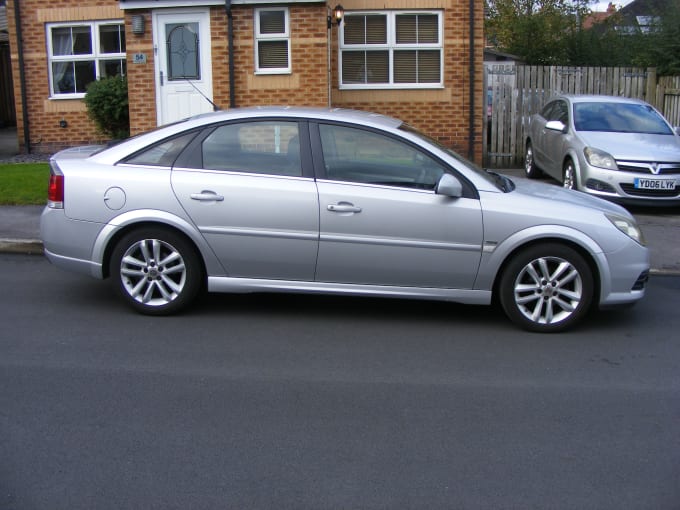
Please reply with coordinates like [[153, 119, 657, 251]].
[[556, 94, 647, 105], [89, 106, 404, 163]]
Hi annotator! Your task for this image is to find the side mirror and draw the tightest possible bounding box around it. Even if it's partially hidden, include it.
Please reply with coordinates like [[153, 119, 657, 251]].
[[545, 120, 567, 133], [675, 126, 680, 136], [435, 173, 463, 198]]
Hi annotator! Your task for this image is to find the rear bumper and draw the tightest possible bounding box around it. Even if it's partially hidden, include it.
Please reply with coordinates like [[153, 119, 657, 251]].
[[40, 207, 105, 278]]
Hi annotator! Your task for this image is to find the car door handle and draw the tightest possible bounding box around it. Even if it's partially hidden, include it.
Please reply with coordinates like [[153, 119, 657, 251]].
[[190, 191, 224, 202], [327, 203, 362, 213]]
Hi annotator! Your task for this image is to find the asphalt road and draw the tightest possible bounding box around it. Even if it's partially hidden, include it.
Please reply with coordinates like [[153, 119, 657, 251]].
[[1, 254, 679, 510]]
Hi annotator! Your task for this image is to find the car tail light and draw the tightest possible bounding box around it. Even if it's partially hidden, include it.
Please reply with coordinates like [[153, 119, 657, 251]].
[[48, 173, 64, 209]]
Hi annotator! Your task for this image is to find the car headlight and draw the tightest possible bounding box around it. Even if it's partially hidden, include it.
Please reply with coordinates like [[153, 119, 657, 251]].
[[584, 147, 618, 170], [606, 213, 646, 246]]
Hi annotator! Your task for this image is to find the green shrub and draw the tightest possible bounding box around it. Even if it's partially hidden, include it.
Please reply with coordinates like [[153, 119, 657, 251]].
[[84, 75, 130, 140]]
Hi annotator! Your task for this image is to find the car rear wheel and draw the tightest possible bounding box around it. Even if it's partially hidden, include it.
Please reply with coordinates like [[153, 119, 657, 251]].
[[110, 227, 203, 315], [524, 141, 541, 179], [499, 244, 594, 332], [563, 158, 577, 190]]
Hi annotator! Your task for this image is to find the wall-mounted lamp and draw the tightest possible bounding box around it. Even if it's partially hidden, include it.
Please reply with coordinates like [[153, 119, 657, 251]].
[[327, 4, 344, 29], [131, 14, 145, 35]]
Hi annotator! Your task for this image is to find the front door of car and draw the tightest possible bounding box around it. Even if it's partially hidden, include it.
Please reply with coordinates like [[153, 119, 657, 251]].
[[312, 123, 484, 289], [542, 100, 569, 176], [171, 120, 319, 280]]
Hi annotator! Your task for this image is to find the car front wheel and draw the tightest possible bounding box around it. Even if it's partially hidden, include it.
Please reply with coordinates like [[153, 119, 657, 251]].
[[524, 141, 541, 179], [110, 227, 203, 315], [499, 244, 594, 332], [563, 158, 577, 190]]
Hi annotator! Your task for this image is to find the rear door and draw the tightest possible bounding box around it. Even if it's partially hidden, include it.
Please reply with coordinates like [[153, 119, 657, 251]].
[[171, 120, 320, 280]]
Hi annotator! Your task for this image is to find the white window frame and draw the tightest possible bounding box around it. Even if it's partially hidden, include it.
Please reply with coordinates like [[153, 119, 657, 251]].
[[254, 7, 291, 75], [339, 10, 443, 90], [47, 21, 126, 99]]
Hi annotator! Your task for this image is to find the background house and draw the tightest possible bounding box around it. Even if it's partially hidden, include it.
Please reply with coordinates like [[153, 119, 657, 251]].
[[5, 0, 485, 162]]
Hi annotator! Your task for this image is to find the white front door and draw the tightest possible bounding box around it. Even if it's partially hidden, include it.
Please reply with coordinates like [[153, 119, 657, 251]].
[[153, 10, 214, 126]]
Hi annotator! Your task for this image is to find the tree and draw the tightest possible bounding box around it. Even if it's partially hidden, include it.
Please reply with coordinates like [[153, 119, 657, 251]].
[[485, 0, 680, 72], [485, 0, 582, 64]]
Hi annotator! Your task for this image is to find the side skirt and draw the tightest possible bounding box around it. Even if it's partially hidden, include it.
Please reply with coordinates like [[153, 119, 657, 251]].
[[208, 277, 492, 305]]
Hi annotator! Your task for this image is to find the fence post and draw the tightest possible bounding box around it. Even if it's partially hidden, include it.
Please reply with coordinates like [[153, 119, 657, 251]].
[[645, 67, 658, 107]]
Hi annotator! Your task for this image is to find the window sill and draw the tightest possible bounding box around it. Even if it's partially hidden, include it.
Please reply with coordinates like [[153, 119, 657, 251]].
[[48, 95, 86, 100], [339, 85, 445, 91], [254, 70, 292, 76]]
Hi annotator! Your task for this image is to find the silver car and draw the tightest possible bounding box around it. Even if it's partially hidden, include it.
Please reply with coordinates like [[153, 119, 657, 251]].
[[525, 94, 680, 205], [41, 107, 649, 332]]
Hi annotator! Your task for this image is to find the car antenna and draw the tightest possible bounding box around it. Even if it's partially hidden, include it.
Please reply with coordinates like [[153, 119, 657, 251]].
[[183, 77, 221, 111]]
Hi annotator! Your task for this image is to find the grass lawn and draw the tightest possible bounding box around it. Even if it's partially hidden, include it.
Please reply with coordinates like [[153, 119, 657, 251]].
[[0, 163, 50, 205]]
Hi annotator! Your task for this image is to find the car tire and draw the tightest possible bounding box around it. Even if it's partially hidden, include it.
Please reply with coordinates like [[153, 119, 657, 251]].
[[110, 227, 203, 315], [563, 158, 577, 190], [524, 141, 541, 179], [499, 244, 594, 333]]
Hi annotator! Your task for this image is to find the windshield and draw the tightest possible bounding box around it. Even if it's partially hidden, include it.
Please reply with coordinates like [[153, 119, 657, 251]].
[[573, 102, 672, 135], [398, 124, 502, 189]]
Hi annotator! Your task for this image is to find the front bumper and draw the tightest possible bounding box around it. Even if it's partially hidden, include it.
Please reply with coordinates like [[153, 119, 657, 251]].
[[578, 160, 680, 206]]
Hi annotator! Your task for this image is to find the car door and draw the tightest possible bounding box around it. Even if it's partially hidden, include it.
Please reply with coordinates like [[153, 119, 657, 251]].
[[541, 99, 569, 177], [532, 101, 555, 169], [312, 122, 483, 289], [171, 120, 320, 280]]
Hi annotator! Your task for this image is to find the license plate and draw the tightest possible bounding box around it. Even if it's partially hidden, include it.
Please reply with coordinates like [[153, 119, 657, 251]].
[[634, 178, 676, 190]]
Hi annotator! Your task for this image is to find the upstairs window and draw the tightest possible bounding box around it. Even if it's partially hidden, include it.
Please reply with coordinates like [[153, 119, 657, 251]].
[[255, 8, 290, 74], [340, 11, 442, 89], [47, 21, 126, 98]]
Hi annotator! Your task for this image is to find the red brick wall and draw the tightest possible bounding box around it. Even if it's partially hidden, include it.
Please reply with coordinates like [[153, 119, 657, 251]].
[[7, 1, 484, 162], [6, 1, 124, 153], [125, 9, 156, 136]]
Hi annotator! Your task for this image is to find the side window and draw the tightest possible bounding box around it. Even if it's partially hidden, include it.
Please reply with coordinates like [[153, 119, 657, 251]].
[[550, 100, 569, 124], [123, 132, 198, 167], [540, 101, 556, 120], [319, 124, 445, 190], [201, 121, 301, 177]]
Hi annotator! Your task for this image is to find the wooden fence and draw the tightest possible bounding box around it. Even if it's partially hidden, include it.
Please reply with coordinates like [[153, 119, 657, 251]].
[[483, 65, 680, 168]]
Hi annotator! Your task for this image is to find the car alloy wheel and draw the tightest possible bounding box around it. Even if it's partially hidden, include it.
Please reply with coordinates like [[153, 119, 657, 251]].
[[524, 142, 541, 179], [563, 159, 577, 190], [110, 228, 203, 315], [499, 244, 594, 332]]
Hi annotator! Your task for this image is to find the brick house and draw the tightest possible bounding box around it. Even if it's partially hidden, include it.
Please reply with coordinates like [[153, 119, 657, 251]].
[[6, 0, 484, 162]]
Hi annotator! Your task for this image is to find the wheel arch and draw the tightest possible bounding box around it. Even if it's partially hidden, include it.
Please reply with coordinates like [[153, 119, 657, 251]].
[[91, 210, 223, 279], [477, 226, 607, 306], [562, 149, 582, 183], [491, 237, 602, 307]]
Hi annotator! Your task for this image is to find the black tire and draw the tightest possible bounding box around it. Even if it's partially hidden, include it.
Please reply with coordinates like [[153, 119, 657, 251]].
[[499, 244, 594, 333], [524, 141, 541, 179], [109, 227, 203, 315], [563, 158, 577, 190]]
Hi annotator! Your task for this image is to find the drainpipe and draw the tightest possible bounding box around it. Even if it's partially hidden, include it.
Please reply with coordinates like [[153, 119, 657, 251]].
[[468, 0, 475, 160], [13, 0, 31, 153], [225, 0, 236, 108]]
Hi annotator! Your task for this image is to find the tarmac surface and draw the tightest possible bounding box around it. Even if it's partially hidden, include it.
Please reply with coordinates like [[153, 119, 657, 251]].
[[1, 127, 679, 274]]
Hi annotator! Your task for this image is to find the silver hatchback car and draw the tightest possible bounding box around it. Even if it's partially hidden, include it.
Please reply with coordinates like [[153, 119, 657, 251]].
[[41, 107, 649, 332], [525, 94, 680, 205]]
